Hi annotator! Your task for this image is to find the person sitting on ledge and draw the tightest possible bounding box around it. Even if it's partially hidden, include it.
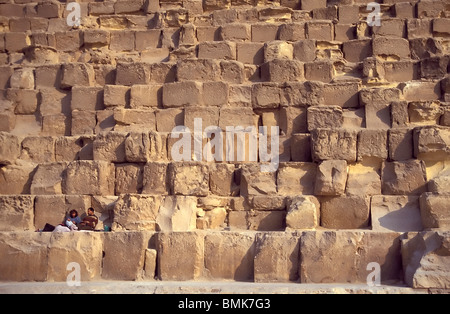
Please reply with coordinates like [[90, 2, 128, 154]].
[[78, 207, 99, 231], [65, 209, 81, 231]]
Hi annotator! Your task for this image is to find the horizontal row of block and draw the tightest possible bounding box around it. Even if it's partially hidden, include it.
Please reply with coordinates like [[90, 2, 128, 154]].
[[0, 188, 448, 233], [0, 229, 449, 288], [1, 0, 448, 26]]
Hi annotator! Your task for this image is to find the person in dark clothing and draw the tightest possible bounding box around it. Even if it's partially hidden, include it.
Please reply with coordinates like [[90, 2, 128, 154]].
[[78, 207, 99, 231]]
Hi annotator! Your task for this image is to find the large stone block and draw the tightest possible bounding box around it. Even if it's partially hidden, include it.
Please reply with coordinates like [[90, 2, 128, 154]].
[[346, 163, 381, 197], [156, 196, 197, 232], [162, 81, 203, 108], [142, 162, 169, 195], [357, 129, 388, 161], [307, 106, 343, 132], [20, 136, 55, 164], [402, 231, 450, 289], [254, 232, 301, 283], [93, 132, 127, 163], [204, 232, 255, 281], [314, 160, 347, 196], [0, 232, 50, 281], [210, 163, 238, 196], [420, 193, 450, 230], [169, 162, 210, 196], [0, 132, 19, 165], [0, 195, 34, 231], [157, 232, 205, 281], [30, 162, 67, 195], [285, 196, 320, 230], [311, 128, 358, 162], [102, 232, 153, 281], [413, 126, 450, 161], [0, 161, 36, 195], [115, 62, 151, 86], [64, 161, 115, 196], [125, 131, 163, 163], [61, 63, 95, 89], [277, 162, 317, 196], [381, 160, 427, 195], [241, 163, 277, 197], [113, 194, 162, 231], [371, 196, 423, 232], [47, 232, 103, 282], [300, 231, 402, 284], [115, 164, 143, 195], [321, 196, 371, 229]]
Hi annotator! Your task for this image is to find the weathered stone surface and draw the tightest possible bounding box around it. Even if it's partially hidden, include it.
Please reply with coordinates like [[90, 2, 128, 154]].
[[93, 132, 127, 163], [0, 196, 34, 231], [413, 126, 450, 161], [103, 232, 152, 281], [157, 232, 205, 281], [30, 162, 67, 195], [402, 231, 450, 289], [47, 232, 103, 282], [169, 162, 210, 197], [381, 160, 428, 195], [314, 160, 347, 196], [321, 196, 371, 229], [156, 196, 197, 232], [0, 232, 50, 281], [210, 163, 238, 196], [254, 232, 301, 283], [346, 163, 381, 197], [371, 196, 423, 232], [113, 194, 162, 231], [0, 161, 36, 195], [64, 161, 115, 196], [300, 231, 402, 284], [0, 132, 19, 165], [205, 232, 255, 281], [125, 131, 163, 163], [285, 196, 320, 230], [277, 162, 317, 196], [311, 129, 358, 162], [420, 193, 450, 230], [240, 163, 277, 197]]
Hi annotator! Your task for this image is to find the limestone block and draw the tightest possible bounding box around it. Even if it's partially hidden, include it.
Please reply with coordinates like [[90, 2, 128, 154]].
[[47, 232, 103, 282], [252, 83, 281, 109], [307, 106, 343, 131], [323, 82, 360, 108], [252, 23, 279, 43], [402, 231, 450, 289], [0, 161, 36, 195], [427, 162, 450, 194], [343, 39, 372, 63], [306, 21, 333, 41], [304, 61, 334, 83], [420, 193, 450, 230], [61, 63, 95, 89], [357, 129, 388, 161], [300, 231, 402, 284], [220, 23, 251, 42], [71, 86, 104, 111], [381, 160, 427, 195], [113, 194, 162, 231], [30, 162, 67, 195], [198, 41, 236, 60], [409, 101, 443, 126], [144, 248, 157, 280], [102, 232, 153, 281], [281, 81, 324, 107], [346, 163, 381, 197], [311, 128, 358, 162], [371, 195, 423, 232], [103, 85, 130, 108], [314, 160, 347, 196], [373, 36, 410, 59], [290, 133, 311, 162], [156, 195, 197, 232], [156, 108, 184, 132], [0, 132, 19, 165], [286, 196, 320, 230], [261, 59, 304, 82], [321, 196, 370, 229], [64, 161, 115, 196], [204, 232, 255, 281], [7, 89, 38, 114], [277, 162, 317, 195], [10, 68, 34, 89], [203, 81, 229, 107], [71, 110, 96, 136], [93, 132, 127, 163], [142, 162, 169, 195], [210, 163, 238, 196], [115, 164, 143, 195], [236, 42, 264, 65], [388, 128, 414, 161], [130, 84, 162, 108], [251, 196, 286, 212], [413, 126, 450, 161], [0, 232, 50, 281], [115, 62, 152, 86], [401, 81, 441, 102], [254, 232, 301, 283], [0, 195, 34, 231], [163, 81, 202, 108], [169, 162, 209, 196], [157, 232, 205, 281], [240, 163, 277, 197]]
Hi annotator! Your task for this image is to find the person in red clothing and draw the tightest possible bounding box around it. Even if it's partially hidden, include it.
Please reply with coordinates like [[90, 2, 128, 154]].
[[78, 207, 99, 231]]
